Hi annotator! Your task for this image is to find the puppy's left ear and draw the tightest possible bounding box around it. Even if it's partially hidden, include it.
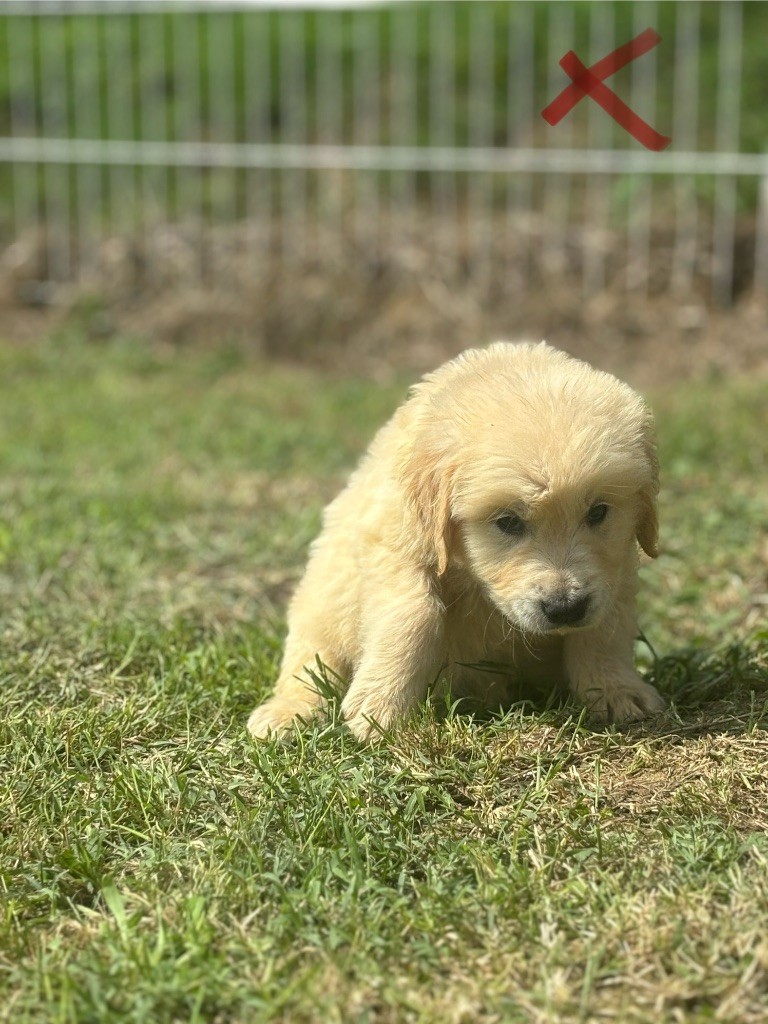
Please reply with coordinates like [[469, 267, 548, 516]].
[[636, 417, 659, 558], [400, 443, 456, 577]]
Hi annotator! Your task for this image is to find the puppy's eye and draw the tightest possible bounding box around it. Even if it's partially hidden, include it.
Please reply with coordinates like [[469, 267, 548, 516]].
[[586, 502, 609, 526], [496, 513, 526, 537]]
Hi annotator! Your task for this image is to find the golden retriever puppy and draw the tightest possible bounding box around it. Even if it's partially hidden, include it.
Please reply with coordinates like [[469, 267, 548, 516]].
[[248, 341, 664, 742]]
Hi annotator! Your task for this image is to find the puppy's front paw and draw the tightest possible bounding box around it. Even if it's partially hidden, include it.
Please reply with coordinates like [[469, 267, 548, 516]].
[[341, 691, 399, 743], [247, 699, 303, 740], [580, 673, 665, 725]]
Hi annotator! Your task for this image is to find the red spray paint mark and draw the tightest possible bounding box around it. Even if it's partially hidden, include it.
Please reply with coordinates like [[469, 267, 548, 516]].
[[542, 27, 671, 151]]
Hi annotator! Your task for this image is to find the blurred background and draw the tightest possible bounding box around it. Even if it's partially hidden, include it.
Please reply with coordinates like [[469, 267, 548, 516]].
[[1, 0, 767, 385]]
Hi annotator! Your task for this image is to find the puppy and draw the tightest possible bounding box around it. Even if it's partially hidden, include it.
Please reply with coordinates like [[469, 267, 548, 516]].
[[248, 341, 664, 742]]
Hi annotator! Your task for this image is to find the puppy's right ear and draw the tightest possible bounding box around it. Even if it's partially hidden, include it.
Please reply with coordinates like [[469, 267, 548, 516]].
[[637, 488, 659, 559], [400, 444, 455, 576], [636, 415, 660, 559]]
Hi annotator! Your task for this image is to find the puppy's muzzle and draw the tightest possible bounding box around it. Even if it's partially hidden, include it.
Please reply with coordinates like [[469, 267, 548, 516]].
[[540, 593, 591, 628]]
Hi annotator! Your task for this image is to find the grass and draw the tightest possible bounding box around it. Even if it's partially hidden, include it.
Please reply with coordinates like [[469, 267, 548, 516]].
[[1, 333, 767, 1023]]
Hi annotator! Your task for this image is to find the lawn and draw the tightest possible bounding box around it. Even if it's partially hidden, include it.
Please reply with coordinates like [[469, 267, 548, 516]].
[[1, 334, 767, 1023]]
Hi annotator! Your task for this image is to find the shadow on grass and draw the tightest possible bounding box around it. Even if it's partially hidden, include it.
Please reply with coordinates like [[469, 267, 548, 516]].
[[267, 635, 768, 747], [638, 633, 768, 737], [436, 639, 767, 735]]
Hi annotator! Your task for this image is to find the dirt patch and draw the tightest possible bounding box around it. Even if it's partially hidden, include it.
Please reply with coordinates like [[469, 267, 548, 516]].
[[2, 215, 768, 390]]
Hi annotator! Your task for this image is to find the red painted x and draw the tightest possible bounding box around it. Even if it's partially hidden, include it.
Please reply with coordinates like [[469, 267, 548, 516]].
[[542, 27, 671, 151]]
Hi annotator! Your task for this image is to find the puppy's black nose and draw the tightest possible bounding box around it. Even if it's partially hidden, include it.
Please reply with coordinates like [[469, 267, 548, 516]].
[[541, 594, 591, 627]]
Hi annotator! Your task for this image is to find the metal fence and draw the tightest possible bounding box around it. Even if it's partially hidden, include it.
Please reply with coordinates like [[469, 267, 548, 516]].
[[0, 0, 765, 305]]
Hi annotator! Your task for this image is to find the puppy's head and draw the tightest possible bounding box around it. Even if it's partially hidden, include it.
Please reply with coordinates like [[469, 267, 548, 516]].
[[402, 342, 658, 635]]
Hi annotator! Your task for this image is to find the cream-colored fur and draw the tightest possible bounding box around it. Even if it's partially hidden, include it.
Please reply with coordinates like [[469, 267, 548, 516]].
[[248, 341, 664, 742]]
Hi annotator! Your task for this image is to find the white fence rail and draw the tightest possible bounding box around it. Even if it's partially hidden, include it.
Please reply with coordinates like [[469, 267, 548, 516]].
[[0, 0, 764, 305]]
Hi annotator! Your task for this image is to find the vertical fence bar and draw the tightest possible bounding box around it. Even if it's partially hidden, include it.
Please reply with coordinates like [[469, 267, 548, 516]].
[[196, 10, 212, 282], [71, 11, 102, 284], [467, 0, 494, 284], [34, 12, 52, 279], [582, 3, 614, 296], [0, 16, 12, 243], [507, 2, 534, 291], [304, 7, 317, 260], [233, 9, 247, 254], [169, 9, 202, 281], [279, 9, 307, 263], [206, 7, 237, 282], [139, 9, 166, 283], [161, 9, 175, 232], [712, 0, 742, 305], [94, 13, 109, 256], [316, 7, 343, 263], [129, 10, 145, 285], [671, 0, 701, 296], [626, 1, 658, 294], [7, 12, 39, 285], [429, 1, 457, 269], [63, 13, 78, 281], [543, 2, 573, 277], [391, 2, 418, 257], [755, 169, 768, 296], [244, 8, 272, 264], [40, 12, 72, 281], [105, 14, 135, 252], [193, 8, 206, 281], [352, 6, 379, 258]]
